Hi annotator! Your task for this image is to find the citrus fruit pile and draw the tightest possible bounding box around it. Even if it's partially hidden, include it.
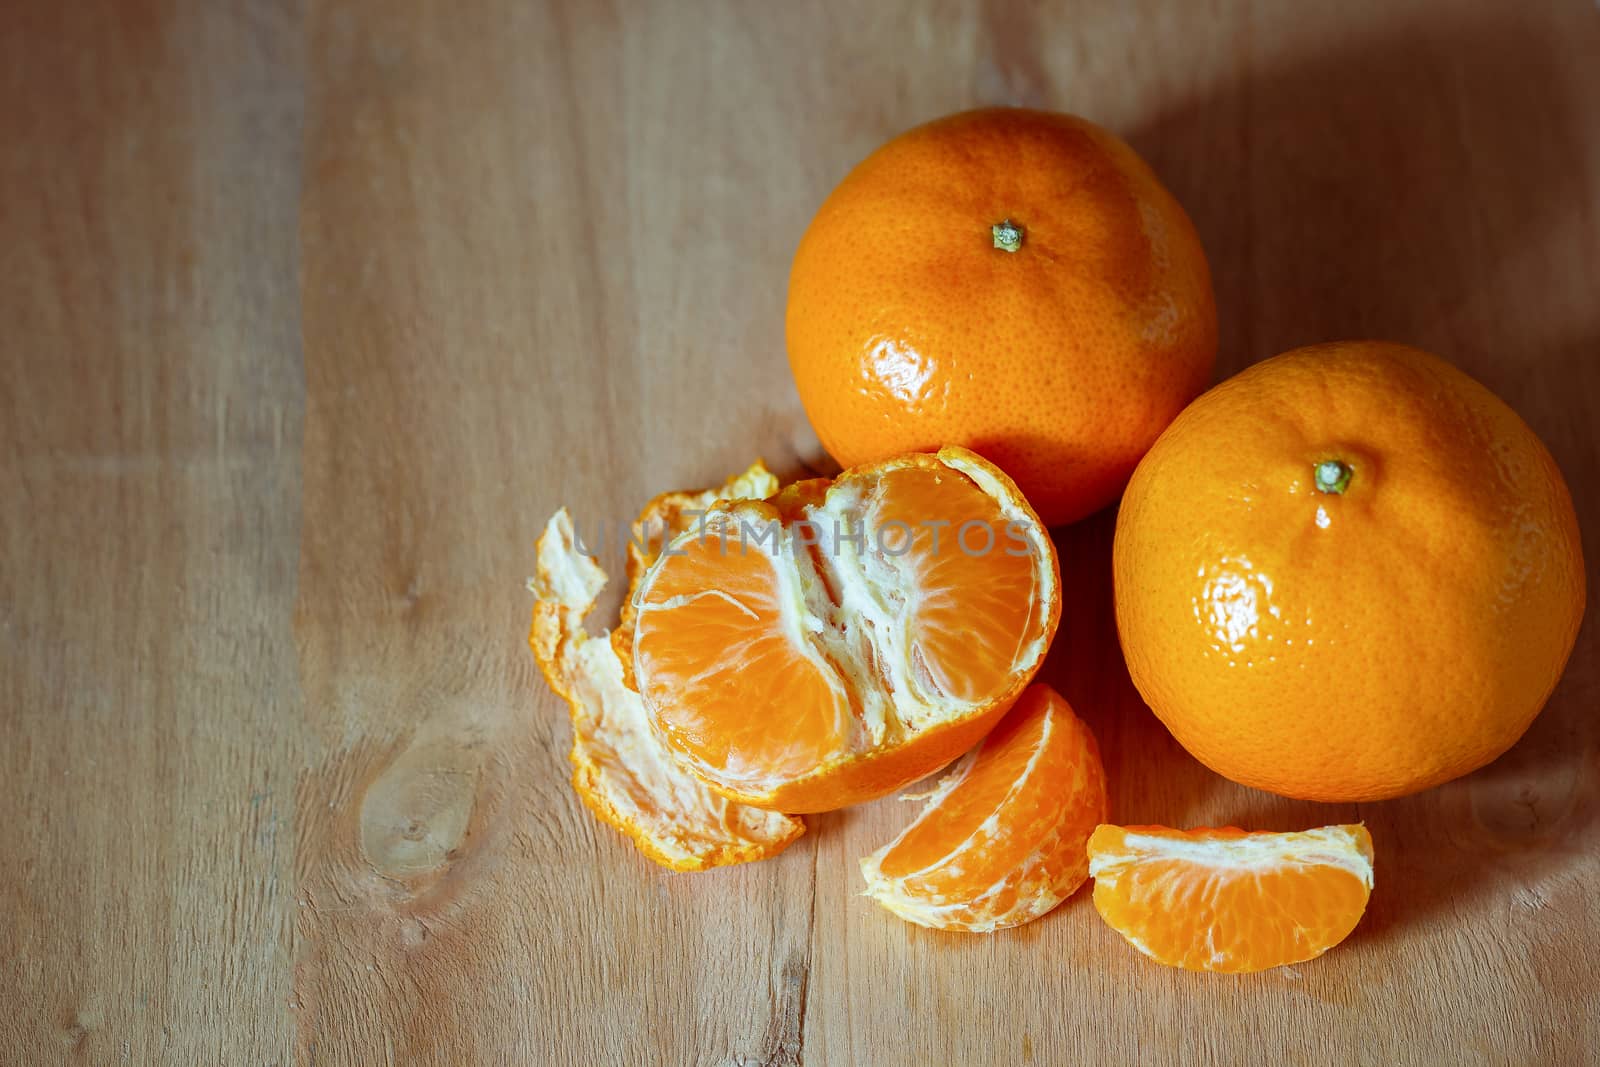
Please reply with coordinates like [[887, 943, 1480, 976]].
[[530, 108, 1585, 973]]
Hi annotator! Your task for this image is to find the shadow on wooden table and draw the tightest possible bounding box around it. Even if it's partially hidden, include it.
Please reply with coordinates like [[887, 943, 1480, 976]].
[[1125, 9, 1596, 376], [1057, 8, 1600, 942], [1035, 512, 1230, 829]]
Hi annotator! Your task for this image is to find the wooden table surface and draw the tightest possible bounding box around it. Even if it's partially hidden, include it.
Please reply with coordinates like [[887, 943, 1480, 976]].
[[5, 1, 1599, 1063]]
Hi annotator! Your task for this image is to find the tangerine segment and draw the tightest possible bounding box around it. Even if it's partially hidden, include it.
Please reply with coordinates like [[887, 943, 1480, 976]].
[[632, 446, 1060, 813], [860, 684, 1108, 932], [1087, 824, 1374, 973], [530, 508, 804, 871], [612, 461, 780, 690]]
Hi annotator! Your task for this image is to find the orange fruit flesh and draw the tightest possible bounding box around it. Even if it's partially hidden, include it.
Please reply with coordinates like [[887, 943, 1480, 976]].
[[611, 461, 780, 691], [1087, 824, 1374, 973], [529, 507, 803, 871], [860, 684, 1108, 931], [632, 446, 1059, 812]]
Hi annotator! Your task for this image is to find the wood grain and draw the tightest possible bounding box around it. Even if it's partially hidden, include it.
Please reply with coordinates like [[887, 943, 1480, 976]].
[[0, 1, 306, 1061], [3, 1, 1598, 1064]]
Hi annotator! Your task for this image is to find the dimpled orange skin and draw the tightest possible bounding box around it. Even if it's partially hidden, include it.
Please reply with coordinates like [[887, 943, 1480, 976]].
[[786, 107, 1218, 527], [1113, 342, 1587, 802]]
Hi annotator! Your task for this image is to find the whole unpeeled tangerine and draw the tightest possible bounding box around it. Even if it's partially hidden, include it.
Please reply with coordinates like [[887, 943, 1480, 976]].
[[1113, 341, 1586, 802], [786, 107, 1218, 526]]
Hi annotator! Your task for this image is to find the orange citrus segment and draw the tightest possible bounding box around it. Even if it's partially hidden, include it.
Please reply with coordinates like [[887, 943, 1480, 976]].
[[633, 516, 850, 784], [612, 461, 780, 690], [632, 446, 1060, 813], [865, 463, 1048, 703], [859, 684, 1108, 932], [1087, 823, 1374, 973], [530, 508, 804, 871]]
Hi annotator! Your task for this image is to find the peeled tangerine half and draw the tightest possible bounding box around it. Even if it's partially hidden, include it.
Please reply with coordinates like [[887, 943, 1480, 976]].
[[1087, 824, 1375, 973], [632, 446, 1060, 813], [529, 464, 803, 871], [860, 684, 1108, 932]]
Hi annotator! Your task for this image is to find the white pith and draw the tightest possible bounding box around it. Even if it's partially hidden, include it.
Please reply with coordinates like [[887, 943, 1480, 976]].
[[530, 508, 801, 866], [1088, 825, 1374, 887]]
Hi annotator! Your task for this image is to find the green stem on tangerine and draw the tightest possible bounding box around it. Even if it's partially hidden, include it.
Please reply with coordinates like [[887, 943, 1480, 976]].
[[992, 219, 1024, 253], [1314, 459, 1353, 495]]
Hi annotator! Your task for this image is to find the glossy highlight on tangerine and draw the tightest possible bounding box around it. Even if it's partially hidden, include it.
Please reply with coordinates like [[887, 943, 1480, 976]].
[[786, 107, 1218, 526], [1114, 342, 1586, 802], [631, 446, 1061, 813], [528, 468, 804, 871]]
